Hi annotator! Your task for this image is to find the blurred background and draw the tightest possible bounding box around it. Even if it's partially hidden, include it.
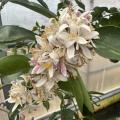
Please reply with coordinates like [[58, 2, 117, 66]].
[[0, 0, 120, 119]]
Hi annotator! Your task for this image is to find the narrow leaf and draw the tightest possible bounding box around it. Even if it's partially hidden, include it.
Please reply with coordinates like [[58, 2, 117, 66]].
[[76, 72, 94, 112], [75, 0, 85, 11], [9, 0, 56, 18], [37, 0, 49, 9], [43, 100, 50, 111]]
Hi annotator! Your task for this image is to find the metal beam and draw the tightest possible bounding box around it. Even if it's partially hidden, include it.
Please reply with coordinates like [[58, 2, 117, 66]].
[[35, 88, 120, 120]]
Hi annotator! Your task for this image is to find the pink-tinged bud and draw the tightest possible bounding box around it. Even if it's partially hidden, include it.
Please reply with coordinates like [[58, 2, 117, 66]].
[[76, 10, 81, 17], [60, 59, 67, 77], [31, 64, 40, 74], [31, 59, 37, 65], [19, 112, 25, 120], [81, 11, 92, 23]]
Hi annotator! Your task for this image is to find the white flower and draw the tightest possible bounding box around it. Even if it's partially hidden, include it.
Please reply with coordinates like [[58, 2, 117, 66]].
[[7, 81, 27, 112]]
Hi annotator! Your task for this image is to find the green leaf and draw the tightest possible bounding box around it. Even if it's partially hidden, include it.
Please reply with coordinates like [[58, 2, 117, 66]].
[[107, 14, 120, 27], [76, 72, 94, 114], [92, 7, 108, 21], [36, 21, 40, 27], [0, 55, 30, 76], [61, 109, 74, 120], [58, 79, 84, 112], [100, 13, 120, 27], [75, 0, 85, 11], [49, 109, 74, 120], [9, 0, 56, 18], [0, 25, 35, 43], [9, 105, 21, 120], [110, 59, 119, 63], [57, 0, 70, 16], [0, 50, 7, 58], [57, 2, 65, 16], [92, 7, 120, 28], [43, 100, 50, 111], [37, 0, 49, 9], [58, 71, 94, 117], [109, 7, 118, 13], [2, 72, 22, 84], [95, 26, 120, 60], [68, 76, 84, 112]]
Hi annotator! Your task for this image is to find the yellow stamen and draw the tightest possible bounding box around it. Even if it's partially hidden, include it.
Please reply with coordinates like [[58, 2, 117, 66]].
[[43, 63, 52, 69]]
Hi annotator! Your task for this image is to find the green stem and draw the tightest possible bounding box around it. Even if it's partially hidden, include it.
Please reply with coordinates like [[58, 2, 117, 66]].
[[0, 83, 11, 90]]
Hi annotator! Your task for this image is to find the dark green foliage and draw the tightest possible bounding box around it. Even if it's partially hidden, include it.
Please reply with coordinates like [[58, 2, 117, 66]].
[[37, 0, 49, 9], [0, 25, 35, 43], [94, 26, 120, 60], [92, 7, 120, 28], [0, 55, 30, 76], [9, 0, 56, 18], [75, 0, 85, 11]]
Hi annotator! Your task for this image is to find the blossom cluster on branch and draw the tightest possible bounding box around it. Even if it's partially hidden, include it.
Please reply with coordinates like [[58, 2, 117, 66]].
[[7, 6, 99, 113]]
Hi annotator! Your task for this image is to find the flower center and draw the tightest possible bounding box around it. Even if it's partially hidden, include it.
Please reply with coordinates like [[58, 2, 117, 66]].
[[68, 32, 77, 40]]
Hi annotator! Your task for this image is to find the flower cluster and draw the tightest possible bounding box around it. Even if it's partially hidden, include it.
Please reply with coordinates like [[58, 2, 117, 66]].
[[7, 75, 54, 112], [31, 7, 99, 94], [7, 7, 99, 112]]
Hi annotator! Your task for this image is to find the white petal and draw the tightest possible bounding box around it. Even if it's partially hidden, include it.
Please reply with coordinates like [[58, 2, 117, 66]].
[[70, 22, 78, 33], [80, 45, 92, 59], [35, 35, 45, 47], [81, 11, 91, 18], [58, 32, 75, 47], [48, 35, 56, 44], [59, 24, 69, 33], [56, 74, 68, 81], [7, 98, 15, 103], [49, 65, 54, 78], [58, 32, 69, 41], [76, 43, 79, 50], [77, 37, 88, 44], [49, 51, 59, 64], [12, 103, 19, 112], [31, 64, 40, 74], [36, 65, 46, 74], [81, 11, 92, 22], [79, 24, 91, 39], [90, 40, 96, 48], [67, 45, 75, 59], [59, 7, 69, 16], [65, 40, 75, 48], [80, 24, 91, 32], [48, 35, 61, 47], [36, 77, 47, 87], [91, 31, 99, 39], [45, 81, 54, 91]]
